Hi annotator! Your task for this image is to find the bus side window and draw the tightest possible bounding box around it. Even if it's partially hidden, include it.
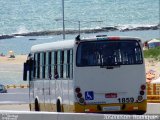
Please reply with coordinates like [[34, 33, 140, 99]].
[[70, 50, 73, 79], [63, 50, 67, 79], [57, 51, 61, 79], [42, 52, 46, 79], [51, 51, 55, 79], [33, 53, 37, 79], [54, 51, 59, 79], [37, 53, 40, 79], [40, 53, 43, 79], [67, 49, 73, 79], [45, 52, 49, 79], [67, 50, 70, 78], [60, 51, 64, 78], [47, 52, 52, 79]]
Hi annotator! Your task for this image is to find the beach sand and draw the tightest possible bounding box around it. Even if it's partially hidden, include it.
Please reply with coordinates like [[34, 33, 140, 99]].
[[0, 55, 27, 64]]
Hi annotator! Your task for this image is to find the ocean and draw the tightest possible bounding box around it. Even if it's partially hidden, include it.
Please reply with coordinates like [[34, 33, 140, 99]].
[[0, 0, 159, 35], [0, 0, 160, 85]]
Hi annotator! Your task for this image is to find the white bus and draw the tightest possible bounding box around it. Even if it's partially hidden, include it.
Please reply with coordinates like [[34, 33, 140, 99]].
[[23, 35, 147, 114]]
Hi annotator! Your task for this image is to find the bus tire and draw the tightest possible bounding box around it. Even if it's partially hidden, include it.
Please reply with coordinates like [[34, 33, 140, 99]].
[[57, 99, 62, 112], [35, 99, 40, 111], [136, 111, 146, 115]]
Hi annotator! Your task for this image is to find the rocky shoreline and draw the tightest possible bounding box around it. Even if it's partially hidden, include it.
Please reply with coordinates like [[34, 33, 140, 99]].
[[0, 24, 159, 40]]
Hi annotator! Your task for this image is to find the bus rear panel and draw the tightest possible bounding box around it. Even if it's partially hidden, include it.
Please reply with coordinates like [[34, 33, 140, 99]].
[[74, 37, 146, 114]]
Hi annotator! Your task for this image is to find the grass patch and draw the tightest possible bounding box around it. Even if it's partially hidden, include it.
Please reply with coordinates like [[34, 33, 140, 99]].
[[144, 47, 160, 60]]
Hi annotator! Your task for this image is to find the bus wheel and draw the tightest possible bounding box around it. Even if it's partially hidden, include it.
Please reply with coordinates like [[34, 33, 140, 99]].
[[35, 99, 40, 111], [57, 99, 62, 112], [136, 111, 146, 115]]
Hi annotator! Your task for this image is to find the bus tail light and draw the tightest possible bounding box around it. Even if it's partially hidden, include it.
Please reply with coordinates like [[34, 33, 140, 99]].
[[141, 85, 146, 90], [75, 87, 81, 93], [75, 87, 85, 104], [77, 93, 82, 98], [140, 84, 146, 95], [140, 91, 144, 95], [137, 84, 146, 102]]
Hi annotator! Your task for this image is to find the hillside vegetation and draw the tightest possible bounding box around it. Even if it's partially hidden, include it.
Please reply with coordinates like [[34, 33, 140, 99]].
[[144, 47, 160, 60]]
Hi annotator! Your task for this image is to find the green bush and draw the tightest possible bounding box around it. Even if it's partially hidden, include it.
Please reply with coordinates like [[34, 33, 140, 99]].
[[144, 46, 160, 60]]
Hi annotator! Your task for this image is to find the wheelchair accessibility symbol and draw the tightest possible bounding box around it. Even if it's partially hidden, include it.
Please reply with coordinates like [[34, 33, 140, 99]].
[[85, 91, 94, 100]]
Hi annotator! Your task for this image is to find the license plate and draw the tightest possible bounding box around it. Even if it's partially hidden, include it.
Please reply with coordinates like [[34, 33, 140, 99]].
[[103, 106, 120, 111]]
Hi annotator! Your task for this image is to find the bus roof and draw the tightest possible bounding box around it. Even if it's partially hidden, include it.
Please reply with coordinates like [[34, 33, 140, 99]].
[[83, 36, 141, 41], [31, 40, 75, 53], [31, 36, 141, 53]]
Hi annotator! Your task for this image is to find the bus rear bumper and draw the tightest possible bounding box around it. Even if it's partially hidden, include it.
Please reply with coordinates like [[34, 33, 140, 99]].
[[75, 100, 147, 115]]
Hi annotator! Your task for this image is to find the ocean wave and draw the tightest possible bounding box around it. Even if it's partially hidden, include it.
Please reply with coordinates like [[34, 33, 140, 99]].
[[0, 24, 159, 40]]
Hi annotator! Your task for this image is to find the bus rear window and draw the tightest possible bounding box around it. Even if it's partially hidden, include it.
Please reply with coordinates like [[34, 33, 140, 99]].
[[76, 40, 143, 67]]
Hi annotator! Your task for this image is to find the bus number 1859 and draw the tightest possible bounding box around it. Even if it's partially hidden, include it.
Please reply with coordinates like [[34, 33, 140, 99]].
[[118, 97, 134, 103]]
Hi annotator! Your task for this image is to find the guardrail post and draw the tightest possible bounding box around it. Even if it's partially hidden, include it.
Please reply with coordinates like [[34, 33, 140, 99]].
[[153, 84, 156, 95]]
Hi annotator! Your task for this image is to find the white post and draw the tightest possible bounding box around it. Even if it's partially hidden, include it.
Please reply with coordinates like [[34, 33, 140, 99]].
[[62, 0, 65, 39], [78, 21, 80, 36]]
